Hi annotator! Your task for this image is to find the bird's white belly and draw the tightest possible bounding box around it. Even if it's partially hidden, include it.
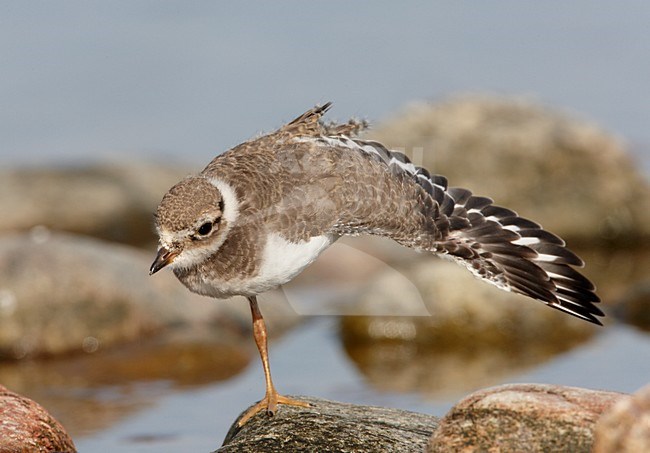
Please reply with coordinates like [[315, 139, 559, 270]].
[[181, 234, 338, 298], [184, 233, 336, 299]]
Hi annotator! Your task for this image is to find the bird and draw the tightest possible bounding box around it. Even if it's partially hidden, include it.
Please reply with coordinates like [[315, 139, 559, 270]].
[[149, 102, 602, 426]]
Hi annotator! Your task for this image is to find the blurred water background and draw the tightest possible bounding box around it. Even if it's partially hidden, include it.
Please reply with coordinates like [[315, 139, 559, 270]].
[[1, 2, 649, 452], [2, 2, 650, 171]]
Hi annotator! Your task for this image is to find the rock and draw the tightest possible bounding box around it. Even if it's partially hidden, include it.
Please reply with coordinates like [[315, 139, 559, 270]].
[[218, 386, 623, 452], [369, 95, 650, 245], [0, 230, 300, 359], [594, 383, 650, 453], [0, 162, 192, 246], [0, 384, 76, 452], [218, 395, 439, 452], [340, 259, 596, 396], [427, 384, 623, 452]]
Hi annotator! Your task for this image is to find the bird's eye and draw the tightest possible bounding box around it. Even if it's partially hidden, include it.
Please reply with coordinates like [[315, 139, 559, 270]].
[[197, 222, 213, 236]]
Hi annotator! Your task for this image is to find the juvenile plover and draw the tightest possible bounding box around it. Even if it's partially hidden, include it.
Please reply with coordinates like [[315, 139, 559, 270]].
[[150, 103, 602, 425]]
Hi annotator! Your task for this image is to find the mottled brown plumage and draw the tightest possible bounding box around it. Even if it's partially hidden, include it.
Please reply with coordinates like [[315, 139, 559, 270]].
[[150, 103, 603, 425]]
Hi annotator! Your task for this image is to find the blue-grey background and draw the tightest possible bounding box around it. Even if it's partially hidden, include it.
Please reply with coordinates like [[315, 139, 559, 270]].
[[2, 1, 649, 172]]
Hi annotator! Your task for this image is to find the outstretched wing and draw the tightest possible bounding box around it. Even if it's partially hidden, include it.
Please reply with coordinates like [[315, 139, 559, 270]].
[[356, 137, 603, 324], [290, 114, 602, 325]]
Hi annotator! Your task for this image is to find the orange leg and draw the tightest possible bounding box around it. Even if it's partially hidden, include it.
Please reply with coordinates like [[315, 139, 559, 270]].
[[237, 296, 310, 426]]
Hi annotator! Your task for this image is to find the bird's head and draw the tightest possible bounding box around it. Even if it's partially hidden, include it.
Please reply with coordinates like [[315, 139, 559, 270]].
[[149, 176, 238, 275]]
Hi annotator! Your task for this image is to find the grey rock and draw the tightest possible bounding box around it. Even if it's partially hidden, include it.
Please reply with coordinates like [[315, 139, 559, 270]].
[[427, 384, 623, 453], [218, 395, 439, 453], [0, 230, 300, 359]]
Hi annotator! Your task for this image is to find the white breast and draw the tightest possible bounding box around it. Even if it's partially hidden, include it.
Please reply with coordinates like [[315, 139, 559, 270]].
[[247, 232, 335, 294]]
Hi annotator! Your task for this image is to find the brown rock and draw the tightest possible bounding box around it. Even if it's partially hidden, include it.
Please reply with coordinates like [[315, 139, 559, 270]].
[[369, 95, 650, 245], [0, 384, 76, 452], [594, 383, 650, 453], [427, 384, 623, 452], [218, 395, 439, 453]]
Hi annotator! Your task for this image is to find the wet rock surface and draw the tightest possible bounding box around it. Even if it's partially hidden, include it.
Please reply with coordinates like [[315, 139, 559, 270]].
[[427, 384, 623, 453], [0, 384, 76, 452], [218, 395, 439, 453]]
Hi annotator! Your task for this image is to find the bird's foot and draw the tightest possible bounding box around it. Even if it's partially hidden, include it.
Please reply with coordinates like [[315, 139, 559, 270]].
[[237, 392, 310, 427]]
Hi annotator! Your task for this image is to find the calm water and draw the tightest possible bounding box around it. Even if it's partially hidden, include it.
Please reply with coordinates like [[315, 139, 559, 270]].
[[72, 320, 650, 452]]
